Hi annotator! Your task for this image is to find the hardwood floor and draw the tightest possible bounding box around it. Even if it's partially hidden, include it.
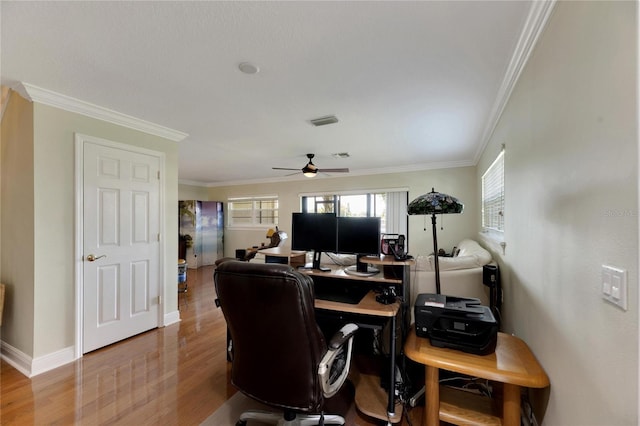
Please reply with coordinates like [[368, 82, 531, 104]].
[[0, 265, 422, 425]]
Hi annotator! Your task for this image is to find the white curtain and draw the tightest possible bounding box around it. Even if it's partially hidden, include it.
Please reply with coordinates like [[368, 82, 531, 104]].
[[385, 191, 408, 238]]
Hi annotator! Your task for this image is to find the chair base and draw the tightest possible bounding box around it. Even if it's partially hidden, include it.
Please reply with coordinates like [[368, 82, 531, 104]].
[[237, 409, 345, 425]]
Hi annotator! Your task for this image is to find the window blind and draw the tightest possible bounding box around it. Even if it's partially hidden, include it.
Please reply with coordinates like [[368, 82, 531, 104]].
[[482, 151, 504, 232]]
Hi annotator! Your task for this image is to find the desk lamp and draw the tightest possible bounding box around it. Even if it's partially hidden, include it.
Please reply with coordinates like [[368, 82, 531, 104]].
[[408, 188, 463, 294]]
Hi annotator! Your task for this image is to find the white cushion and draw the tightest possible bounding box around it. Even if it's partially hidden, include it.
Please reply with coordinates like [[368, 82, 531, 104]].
[[416, 239, 492, 271]]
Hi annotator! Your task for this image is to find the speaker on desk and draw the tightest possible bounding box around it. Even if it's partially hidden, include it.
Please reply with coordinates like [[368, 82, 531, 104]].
[[482, 264, 501, 323]]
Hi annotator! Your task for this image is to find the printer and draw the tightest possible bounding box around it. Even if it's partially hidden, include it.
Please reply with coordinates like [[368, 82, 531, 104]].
[[414, 293, 498, 355]]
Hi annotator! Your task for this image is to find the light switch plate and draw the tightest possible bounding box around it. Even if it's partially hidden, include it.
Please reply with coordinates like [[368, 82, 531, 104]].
[[602, 265, 627, 311]]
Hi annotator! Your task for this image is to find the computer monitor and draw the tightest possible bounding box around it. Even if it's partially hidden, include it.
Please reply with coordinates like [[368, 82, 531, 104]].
[[337, 216, 381, 275], [291, 213, 337, 271]]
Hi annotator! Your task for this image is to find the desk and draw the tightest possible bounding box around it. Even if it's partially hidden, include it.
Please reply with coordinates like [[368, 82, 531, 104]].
[[315, 290, 402, 423], [300, 259, 414, 424], [306, 255, 413, 328], [405, 328, 549, 426]]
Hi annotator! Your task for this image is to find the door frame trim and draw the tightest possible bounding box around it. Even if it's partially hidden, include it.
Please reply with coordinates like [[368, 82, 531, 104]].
[[74, 133, 166, 359]]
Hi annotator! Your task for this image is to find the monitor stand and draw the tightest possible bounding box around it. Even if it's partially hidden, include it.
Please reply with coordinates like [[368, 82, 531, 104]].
[[344, 254, 379, 277], [300, 250, 331, 272]]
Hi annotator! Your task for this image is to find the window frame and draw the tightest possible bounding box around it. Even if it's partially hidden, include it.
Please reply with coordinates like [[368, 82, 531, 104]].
[[227, 195, 279, 229], [300, 189, 408, 237]]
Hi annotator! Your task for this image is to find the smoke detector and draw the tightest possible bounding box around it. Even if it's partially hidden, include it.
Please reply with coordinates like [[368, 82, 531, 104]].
[[238, 62, 259, 74]]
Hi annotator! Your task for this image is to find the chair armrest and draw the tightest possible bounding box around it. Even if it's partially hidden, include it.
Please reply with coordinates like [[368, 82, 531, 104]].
[[318, 323, 359, 398], [328, 323, 358, 349]]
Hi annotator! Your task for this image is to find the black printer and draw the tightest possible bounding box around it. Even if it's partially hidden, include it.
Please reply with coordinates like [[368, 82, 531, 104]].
[[414, 293, 498, 355]]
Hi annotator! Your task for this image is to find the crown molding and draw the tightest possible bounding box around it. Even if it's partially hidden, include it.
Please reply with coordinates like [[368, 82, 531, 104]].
[[193, 159, 476, 188], [473, 0, 557, 163], [14, 82, 188, 142]]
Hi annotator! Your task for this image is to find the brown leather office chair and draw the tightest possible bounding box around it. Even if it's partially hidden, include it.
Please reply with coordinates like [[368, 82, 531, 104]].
[[214, 261, 358, 426]]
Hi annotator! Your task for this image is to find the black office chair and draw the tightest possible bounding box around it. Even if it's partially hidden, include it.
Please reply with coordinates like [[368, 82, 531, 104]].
[[214, 261, 358, 426]]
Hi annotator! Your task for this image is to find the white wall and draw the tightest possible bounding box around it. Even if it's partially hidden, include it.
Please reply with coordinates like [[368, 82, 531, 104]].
[[205, 166, 478, 261], [178, 183, 211, 201], [478, 2, 637, 424], [0, 91, 35, 355]]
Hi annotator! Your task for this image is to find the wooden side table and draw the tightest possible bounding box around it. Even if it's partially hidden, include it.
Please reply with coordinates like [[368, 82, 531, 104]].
[[405, 327, 549, 426]]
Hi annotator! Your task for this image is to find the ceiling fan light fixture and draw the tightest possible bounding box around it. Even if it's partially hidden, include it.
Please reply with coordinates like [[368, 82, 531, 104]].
[[302, 163, 317, 177]]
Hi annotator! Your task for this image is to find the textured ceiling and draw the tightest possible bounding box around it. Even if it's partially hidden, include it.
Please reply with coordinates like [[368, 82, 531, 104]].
[[1, 1, 537, 186]]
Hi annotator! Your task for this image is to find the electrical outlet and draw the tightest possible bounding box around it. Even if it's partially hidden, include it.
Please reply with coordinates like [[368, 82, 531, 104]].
[[602, 265, 627, 311]]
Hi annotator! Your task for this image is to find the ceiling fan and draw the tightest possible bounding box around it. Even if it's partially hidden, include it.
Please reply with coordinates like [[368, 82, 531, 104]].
[[272, 153, 349, 178]]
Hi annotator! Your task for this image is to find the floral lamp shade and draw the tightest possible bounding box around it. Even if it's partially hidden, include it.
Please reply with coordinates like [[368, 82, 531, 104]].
[[408, 188, 464, 215]]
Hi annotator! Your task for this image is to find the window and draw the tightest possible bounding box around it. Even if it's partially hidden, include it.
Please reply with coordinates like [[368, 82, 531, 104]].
[[228, 196, 278, 227], [302, 195, 336, 214], [301, 191, 407, 236], [482, 150, 505, 232], [302, 193, 381, 218]]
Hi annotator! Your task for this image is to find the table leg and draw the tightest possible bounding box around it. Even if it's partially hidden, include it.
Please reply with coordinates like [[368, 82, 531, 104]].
[[387, 315, 396, 416], [503, 383, 521, 426], [424, 365, 439, 426]]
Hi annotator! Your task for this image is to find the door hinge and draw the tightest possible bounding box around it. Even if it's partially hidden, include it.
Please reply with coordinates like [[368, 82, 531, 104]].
[[158, 295, 162, 305], [157, 233, 161, 242], [157, 170, 160, 180]]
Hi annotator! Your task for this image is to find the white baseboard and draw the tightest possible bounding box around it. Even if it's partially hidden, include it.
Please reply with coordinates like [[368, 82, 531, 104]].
[[164, 310, 181, 326], [32, 346, 75, 376], [1, 341, 32, 377], [1, 340, 76, 377]]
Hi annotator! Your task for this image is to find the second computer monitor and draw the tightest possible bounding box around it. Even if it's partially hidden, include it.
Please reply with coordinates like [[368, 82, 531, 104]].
[[337, 216, 381, 274]]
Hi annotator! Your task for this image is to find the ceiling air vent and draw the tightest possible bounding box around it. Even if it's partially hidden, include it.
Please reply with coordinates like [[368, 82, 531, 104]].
[[332, 152, 350, 158], [310, 115, 339, 126]]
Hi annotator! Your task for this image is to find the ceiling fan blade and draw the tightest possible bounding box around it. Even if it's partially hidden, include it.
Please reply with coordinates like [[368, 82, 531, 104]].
[[272, 167, 301, 171], [317, 168, 349, 173]]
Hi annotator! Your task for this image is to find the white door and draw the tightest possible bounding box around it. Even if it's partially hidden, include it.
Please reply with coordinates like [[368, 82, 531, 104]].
[[83, 141, 160, 353]]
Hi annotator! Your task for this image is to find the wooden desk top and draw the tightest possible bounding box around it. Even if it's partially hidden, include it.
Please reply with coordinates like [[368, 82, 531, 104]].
[[405, 327, 549, 388], [361, 254, 416, 266], [259, 247, 306, 257], [300, 266, 402, 284], [258, 250, 415, 265], [315, 290, 400, 317]]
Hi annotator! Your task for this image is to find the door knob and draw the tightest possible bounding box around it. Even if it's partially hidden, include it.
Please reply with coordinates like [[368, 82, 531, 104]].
[[86, 254, 106, 262]]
